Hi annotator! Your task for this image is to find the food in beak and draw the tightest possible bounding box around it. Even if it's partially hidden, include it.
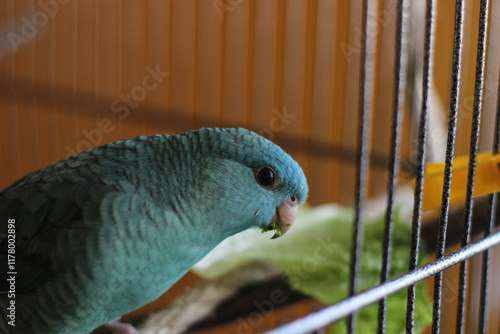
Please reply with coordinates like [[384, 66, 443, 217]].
[[271, 196, 299, 239]]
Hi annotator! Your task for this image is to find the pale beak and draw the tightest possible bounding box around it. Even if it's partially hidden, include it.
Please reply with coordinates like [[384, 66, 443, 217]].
[[271, 196, 299, 239]]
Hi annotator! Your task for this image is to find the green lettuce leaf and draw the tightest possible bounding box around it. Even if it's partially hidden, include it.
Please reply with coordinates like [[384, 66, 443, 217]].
[[194, 204, 432, 333]]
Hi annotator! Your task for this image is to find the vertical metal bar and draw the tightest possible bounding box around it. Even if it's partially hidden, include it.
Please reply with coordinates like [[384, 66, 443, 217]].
[[456, 1, 490, 333], [347, 0, 378, 332], [405, 1, 438, 331], [377, 1, 410, 333], [431, 0, 464, 333], [478, 74, 500, 332], [478, 52, 499, 334]]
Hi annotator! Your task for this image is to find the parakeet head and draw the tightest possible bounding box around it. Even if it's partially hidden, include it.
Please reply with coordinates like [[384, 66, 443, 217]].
[[173, 128, 308, 239]]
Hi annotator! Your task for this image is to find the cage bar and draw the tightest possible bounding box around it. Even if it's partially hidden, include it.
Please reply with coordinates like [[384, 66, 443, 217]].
[[405, 0, 438, 331], [431, 0, 464, 331], [377, 0, 410, 333], [478, 68, 500, 334], [347, 0, 378, 332], [456, 1, 490, 333]]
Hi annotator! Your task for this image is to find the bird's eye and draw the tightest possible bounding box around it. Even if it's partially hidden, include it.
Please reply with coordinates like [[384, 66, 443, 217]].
[[254, 166, 278, 189]]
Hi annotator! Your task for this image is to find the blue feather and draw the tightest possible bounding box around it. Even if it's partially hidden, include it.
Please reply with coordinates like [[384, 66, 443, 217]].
[[0, 128, 308, 333]]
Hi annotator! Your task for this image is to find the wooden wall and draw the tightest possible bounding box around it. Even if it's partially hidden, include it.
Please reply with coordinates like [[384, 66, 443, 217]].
[[1, 0, 499, 206]]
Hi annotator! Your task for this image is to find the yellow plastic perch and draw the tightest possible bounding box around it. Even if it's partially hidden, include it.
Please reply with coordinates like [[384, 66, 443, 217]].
[[413, 152, 500, 211]]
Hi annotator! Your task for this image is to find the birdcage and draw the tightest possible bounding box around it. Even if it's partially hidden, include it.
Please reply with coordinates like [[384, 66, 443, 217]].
[[1, 1, 499, 333]]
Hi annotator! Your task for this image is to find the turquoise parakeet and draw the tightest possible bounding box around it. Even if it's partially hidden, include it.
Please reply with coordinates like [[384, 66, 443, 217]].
[[0, 128, 308, 334]]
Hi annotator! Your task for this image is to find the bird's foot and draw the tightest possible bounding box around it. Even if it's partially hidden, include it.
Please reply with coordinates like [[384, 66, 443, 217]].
[[91, 318, 139, 334]]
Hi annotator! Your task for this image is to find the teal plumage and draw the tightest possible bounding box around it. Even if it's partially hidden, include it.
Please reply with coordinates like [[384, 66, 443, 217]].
[[0, 128, 308, 333]]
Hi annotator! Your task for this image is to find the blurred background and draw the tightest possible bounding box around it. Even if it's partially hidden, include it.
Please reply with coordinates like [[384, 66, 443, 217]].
[[1, 0, 500, 333]]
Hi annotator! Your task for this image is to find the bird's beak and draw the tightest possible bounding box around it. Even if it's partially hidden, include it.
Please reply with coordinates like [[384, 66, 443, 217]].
[[271, 197, 299, 239]]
